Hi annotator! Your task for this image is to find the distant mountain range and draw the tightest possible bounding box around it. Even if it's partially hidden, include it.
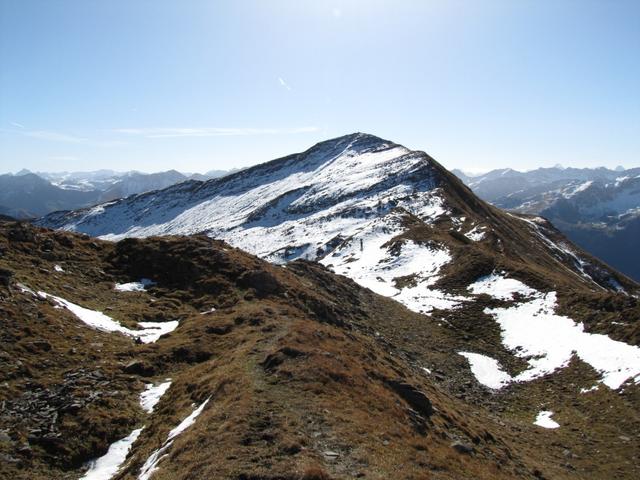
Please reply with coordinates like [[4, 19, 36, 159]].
[[453, 166, 640, 281], [0, 168, 232, 219]]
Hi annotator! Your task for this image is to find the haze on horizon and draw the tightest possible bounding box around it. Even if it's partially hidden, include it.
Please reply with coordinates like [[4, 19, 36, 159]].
[[1, 0, 638, 174]]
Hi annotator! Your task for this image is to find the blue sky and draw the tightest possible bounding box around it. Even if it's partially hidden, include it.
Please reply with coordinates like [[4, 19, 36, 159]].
[[1, 0, 638, 173]]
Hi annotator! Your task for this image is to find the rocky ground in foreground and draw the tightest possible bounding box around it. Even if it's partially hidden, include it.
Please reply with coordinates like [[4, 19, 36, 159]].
[[0, 220, 639, 479]]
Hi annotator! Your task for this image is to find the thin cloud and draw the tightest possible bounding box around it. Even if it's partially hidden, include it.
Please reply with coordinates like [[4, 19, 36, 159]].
[[24, 130, 88, 143], [278, 77, 292, 91], [3, 128, 126, 147], [113, 126, 319, 139], [10, 121, 25, 129]]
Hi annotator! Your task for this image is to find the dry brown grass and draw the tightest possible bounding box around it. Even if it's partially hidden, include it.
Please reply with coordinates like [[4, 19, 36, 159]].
[[1, 220, 639, 480]]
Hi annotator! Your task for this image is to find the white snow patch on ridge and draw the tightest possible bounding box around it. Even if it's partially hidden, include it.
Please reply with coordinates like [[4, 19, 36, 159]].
[[486, 292, 640, 389], [115, 279, 155, 292], [534, 411, 560, 429], [37, 291, 178, 343], [459, 352, 512, 390], [140, 380, 172, 413], [464, 272, 640, 390], [468, 273, 537, 300], [464, 225, 486, 242], [80, 428, 143, 480], [563, 180, 593, 198], [138, 398, 210, 480], [320, 214, 463, 314]]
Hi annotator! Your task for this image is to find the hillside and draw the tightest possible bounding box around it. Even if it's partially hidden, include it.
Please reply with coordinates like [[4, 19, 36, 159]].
[[26, 133, 640, 477], [453, 167, 640, 281], [2, 219, 640, 480]]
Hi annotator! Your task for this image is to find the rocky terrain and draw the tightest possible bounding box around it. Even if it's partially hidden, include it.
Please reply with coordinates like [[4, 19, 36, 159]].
[[3, 133, 639, 478], [453, 166, 640, 281], [1, 219, 639, 480]]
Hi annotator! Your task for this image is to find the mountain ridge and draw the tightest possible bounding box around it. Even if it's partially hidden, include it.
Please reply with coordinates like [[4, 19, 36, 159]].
[[453, 165, 640, 281], [37, 133, 636, 295], [7, 132, 640, 477], [2, 218, 640, 479]]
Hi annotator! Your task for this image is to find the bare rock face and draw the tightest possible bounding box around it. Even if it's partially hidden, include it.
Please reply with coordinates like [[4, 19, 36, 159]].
[[0, 267, 14, 286], [8, 223, 37, 243], [122, 360, 155, 376], [385, 380, 434, 418]]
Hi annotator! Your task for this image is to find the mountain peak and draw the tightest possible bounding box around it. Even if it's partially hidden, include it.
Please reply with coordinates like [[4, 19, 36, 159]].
[[310, 132, 397, 155]]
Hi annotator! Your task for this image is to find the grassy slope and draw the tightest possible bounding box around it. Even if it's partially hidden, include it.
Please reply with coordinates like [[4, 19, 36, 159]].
[[0, 220, 638, 479]]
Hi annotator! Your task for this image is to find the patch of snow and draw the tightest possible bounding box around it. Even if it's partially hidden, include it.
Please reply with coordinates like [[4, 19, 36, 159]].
[[580, 385, 599, 394], [468, 273, 537, 300], [81, 428, 143, 480], [140, 380, 172, 413], [37, 291, 178, 343], [485, 292, 640, 389], [199, 307, 216, 315], [16, 283, 35, 295], [534, 411, 560, 429], [320, 213, 463, 314], [563, 180, 593, 198], [80, 375, 173, 480], [54, 264, 65, 272], [138, 398, 210, 480], [135, 322, 180, 343], [115, 279, 155, 292], [464, 225, 486, 242], [421, 367, 431, 375], [615, 176, 630, 187], [459, 352, 512, 390]]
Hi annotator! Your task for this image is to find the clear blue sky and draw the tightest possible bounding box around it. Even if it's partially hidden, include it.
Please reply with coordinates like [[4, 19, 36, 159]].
[[1, 0, 638, 174]]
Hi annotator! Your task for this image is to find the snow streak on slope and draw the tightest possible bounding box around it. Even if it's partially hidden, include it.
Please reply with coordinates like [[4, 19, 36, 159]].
[[138, 398, 210, 480], [36, 291, 178, 343], [140, 381, 172, 413], [80, 429, 143, 480], [81, 378, 174, 479]]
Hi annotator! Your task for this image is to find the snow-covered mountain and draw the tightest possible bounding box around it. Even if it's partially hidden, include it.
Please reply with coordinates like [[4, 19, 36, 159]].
[[38, 169, 229, 192], [453, 166, 640, 281], [40, 132, 639, 339], [39, 133, 636, 298]]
